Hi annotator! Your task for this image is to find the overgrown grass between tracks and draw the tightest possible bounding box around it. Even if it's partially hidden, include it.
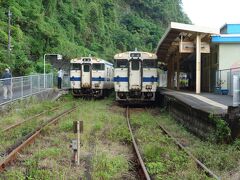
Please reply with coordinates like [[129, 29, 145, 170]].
[[1, 95, 133, 179], [130, 109, 213, 179], [152, 109, 240, 178]]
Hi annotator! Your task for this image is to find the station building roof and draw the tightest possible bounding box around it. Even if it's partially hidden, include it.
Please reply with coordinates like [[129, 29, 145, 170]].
[[156, 22, 219, 63], [212, 24, 240, 43]]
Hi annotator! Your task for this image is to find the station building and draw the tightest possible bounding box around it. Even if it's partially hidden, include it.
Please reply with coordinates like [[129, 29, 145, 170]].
[[212, 24, 240, 95], [156, 22, 240, 139], [156, 22, 240, 96]]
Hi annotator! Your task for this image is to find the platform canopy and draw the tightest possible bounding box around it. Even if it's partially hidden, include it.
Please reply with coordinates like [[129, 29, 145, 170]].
[[156, 22, 219, 62], [156, 22, 219, 94]]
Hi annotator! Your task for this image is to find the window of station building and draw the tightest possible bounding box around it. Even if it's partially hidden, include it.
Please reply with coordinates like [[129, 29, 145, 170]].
[[83, 65, 90, 72], [71, 63, 81, 70], [131, 60, 140, 70], [115, 59, 128, 68], [143, 59, 156, 68], [92, 63, 105, 70]]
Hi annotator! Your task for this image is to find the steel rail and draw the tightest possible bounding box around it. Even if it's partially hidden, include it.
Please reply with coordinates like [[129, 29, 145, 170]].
[[2, 105, 62, 132], [158, 124, 220, 180], [0, 106, 77, 172], [126, 107, 151, 180]]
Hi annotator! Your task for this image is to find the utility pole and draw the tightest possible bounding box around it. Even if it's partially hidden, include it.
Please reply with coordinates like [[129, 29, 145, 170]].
[[8, 9, 12, 61]]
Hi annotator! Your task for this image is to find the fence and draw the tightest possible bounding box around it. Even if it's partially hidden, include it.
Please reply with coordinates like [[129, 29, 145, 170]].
[[216, 67, 240, 96], [0, 73, 53, 106], [52, 74, 70, 89], [216, 67, 240, 107]]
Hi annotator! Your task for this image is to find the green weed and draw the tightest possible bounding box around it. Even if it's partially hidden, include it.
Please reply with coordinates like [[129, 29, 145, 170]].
[[34, 147, 62, 159], [159, 111, 240, 177], [209, 114, 231, 143], [59, 119, 74, 132], [146, 162, 166, 175], [92, 152, 129, 179], [24, 158, 53, 180], [130, 110, 206, 179]]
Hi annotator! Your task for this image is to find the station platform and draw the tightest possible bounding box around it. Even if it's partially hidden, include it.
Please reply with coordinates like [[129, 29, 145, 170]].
[[160, 88, 232, 115], [159, 88, 240, 139]]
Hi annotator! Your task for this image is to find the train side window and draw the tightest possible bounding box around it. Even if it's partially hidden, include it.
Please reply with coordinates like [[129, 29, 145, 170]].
[[115, 59, 128, 68], [92, 63, 105, 70], [83, 65, 90, 72], [131, 60, 140, 70], [71, 64, 81, 70], [143, 60, 156, 68]]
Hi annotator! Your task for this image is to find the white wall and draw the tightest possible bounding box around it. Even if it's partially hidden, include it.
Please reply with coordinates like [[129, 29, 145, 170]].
[[219, 44, 240, 70], [218, 44, 240, 91]]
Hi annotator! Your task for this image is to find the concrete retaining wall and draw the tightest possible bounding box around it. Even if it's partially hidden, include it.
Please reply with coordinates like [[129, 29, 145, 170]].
[[163, 94, 216, 139], [160, 93, 240, 141]]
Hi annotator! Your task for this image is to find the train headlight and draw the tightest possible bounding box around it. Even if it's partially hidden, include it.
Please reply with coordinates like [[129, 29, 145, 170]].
[[146, 85, 152, 89]]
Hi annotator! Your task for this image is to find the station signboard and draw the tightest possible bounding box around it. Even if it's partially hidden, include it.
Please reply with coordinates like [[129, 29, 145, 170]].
[[179, 42, 210, 53]]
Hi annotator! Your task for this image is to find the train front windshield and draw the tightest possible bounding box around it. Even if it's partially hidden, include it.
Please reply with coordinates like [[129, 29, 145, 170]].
[[142, 59, 156, 68], [92, 63, 105, 70], [115, 59, 128, 68], [71, 63, 81, 70]]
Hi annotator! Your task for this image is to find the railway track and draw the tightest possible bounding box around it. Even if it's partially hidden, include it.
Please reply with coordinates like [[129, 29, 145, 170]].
[[0, 106, 77, 172], [2, 105, 62, 133], [0, 104, 73, 156], [127, 107, 220, 180], [126, 106, 151, 180], [158, 123, 220, 180]]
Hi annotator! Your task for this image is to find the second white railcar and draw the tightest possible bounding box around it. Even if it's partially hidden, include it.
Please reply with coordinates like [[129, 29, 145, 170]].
[[114, 51, 158, 102], [70, 57, 114, 97]]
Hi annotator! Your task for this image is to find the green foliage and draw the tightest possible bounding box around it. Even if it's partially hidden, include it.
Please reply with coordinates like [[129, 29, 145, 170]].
[[130, 111, 208, 179], [92, 152, 129, 179], [0, 170, 25, 180], [59, 119, 73, 132], [146, 162, 166, 175], [108, 121, 131, 143], [209, 114, 231, 143], [232, 139, 240, 150], [0, 0, 190, 75], [34, 147, 62, 159], [24, 158, 54, 180]]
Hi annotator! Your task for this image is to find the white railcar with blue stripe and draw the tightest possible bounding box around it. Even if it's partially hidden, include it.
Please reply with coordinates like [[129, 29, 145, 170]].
[[114, 50, 158, 102], [70, 57, 114, 97]]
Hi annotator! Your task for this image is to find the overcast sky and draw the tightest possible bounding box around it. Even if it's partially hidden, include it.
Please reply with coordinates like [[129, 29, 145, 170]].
[[181, 0, 240, 29]]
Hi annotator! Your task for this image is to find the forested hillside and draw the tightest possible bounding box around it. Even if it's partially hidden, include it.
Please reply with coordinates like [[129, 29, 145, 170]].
[[0, 0, 190, 75]]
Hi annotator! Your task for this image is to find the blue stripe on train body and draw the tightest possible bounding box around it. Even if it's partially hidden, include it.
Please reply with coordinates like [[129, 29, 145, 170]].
[[70, 77, 106, 81], [92, 77, 105, 81], [114, 77, 129, 82], [142, 77, 158, 82], [70, 77, 81, 81], [114, 77, 158, 82]]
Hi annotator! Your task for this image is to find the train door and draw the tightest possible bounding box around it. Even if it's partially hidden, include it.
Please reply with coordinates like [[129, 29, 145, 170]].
[[81, 64, 91, 88], [129, 60, 142, 90]]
